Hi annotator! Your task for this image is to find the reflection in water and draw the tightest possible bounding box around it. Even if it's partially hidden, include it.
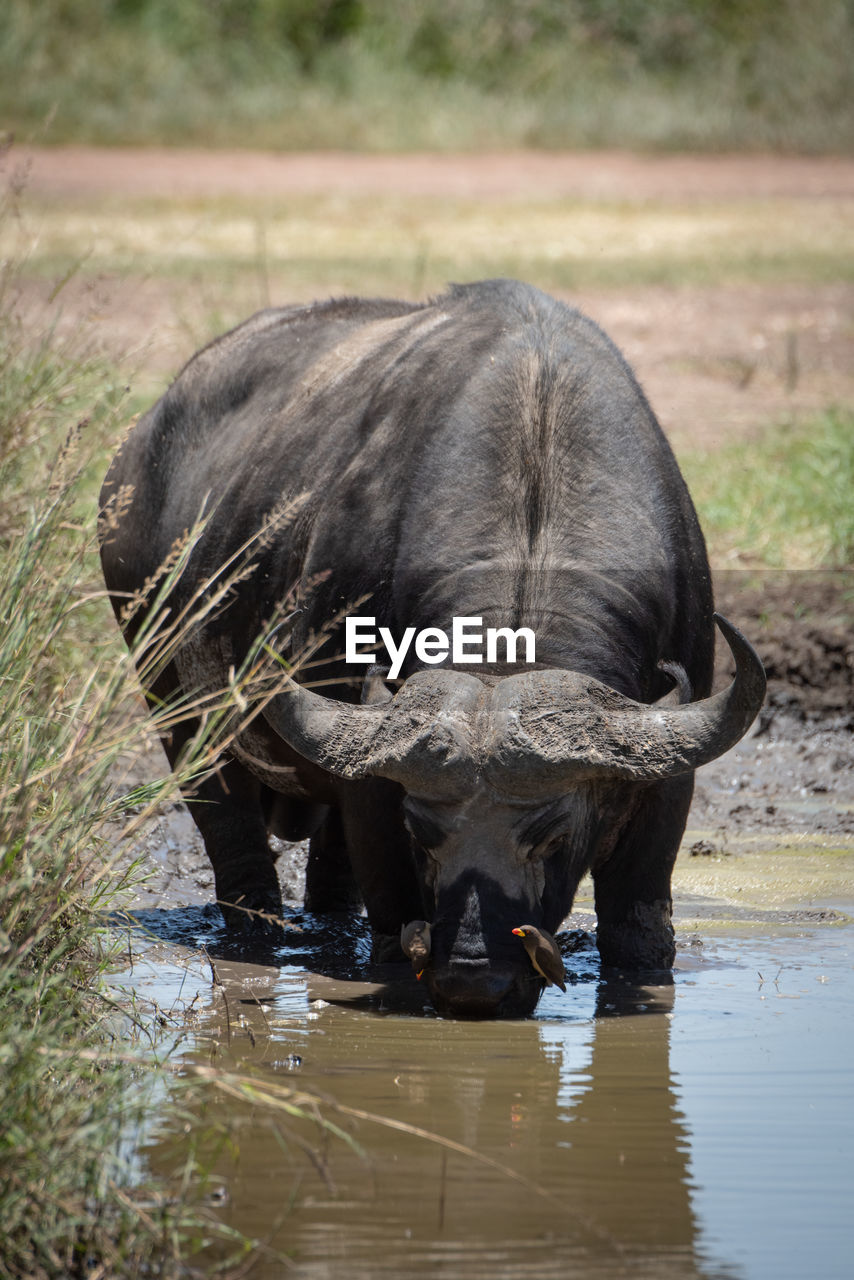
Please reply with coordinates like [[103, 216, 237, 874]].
[[139, 953, 743, 1280]]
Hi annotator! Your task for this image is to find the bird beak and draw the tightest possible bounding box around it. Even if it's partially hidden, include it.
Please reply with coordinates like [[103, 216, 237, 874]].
[[511, 928, 524, 937]]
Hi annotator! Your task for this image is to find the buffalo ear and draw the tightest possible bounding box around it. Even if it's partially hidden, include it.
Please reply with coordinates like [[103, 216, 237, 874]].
[[362, 664, 395, 706], [656, 660, 692, 707]]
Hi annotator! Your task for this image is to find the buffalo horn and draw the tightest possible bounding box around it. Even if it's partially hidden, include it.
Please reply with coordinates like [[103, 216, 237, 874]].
[[262, 614, 764, 789], [489, 613, 765, 787], [262, 681, 385, 779], [263, 667, 481, 785]]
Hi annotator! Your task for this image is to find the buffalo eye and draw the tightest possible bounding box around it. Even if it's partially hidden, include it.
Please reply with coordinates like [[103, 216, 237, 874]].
[[517, 801, 569, 859], [402, 805, 445, 850], [529, 833, 566, 861]]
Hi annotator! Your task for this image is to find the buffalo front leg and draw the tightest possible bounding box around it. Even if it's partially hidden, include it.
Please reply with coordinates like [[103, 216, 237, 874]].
[[334, 778, 426, 962], [304, 807, 363, 913], [592, 775, 695, 970], [133, 658, 284, 934], [186, 758, 285, 933]]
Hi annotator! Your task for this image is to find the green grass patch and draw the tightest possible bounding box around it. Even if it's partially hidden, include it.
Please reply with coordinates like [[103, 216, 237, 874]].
[[21, 245, 854, 300], [683, 408, 854, 569]]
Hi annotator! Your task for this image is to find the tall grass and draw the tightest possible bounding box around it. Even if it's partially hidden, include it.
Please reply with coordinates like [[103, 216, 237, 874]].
[[0, 275, 203, 1274], [2, 0, 852, 152]]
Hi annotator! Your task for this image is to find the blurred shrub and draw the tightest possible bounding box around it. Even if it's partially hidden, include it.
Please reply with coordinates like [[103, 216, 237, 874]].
[[1, 0, 852, 149]]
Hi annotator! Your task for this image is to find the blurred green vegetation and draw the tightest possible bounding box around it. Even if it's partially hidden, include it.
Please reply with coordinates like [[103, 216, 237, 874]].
[[2, 0, 852, 151]]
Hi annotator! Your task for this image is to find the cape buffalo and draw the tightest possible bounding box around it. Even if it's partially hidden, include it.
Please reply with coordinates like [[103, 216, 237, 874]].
[[100, 278, 765, 1017]]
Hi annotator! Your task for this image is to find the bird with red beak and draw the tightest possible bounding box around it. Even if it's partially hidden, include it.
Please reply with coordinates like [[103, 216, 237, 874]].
[[512, 925, 567, 992]]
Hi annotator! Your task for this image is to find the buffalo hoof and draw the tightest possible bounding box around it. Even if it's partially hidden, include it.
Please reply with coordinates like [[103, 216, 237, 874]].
[[218, 889, 286, 937], [371, 931, 407, 964], [596, 900, 675, 970]]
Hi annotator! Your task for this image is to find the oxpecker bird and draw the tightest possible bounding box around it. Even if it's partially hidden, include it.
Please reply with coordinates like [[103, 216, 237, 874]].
[[512, 925, 567, 992], [401, 920, 431, 980]]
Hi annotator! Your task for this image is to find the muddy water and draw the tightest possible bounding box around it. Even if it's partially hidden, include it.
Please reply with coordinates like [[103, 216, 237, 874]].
[[110, 715, 854, 1279], [119, 900, 853, 1280]]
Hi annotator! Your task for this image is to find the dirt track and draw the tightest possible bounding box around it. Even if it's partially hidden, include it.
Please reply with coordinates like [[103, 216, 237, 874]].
[[17, 145, 854, 202]]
